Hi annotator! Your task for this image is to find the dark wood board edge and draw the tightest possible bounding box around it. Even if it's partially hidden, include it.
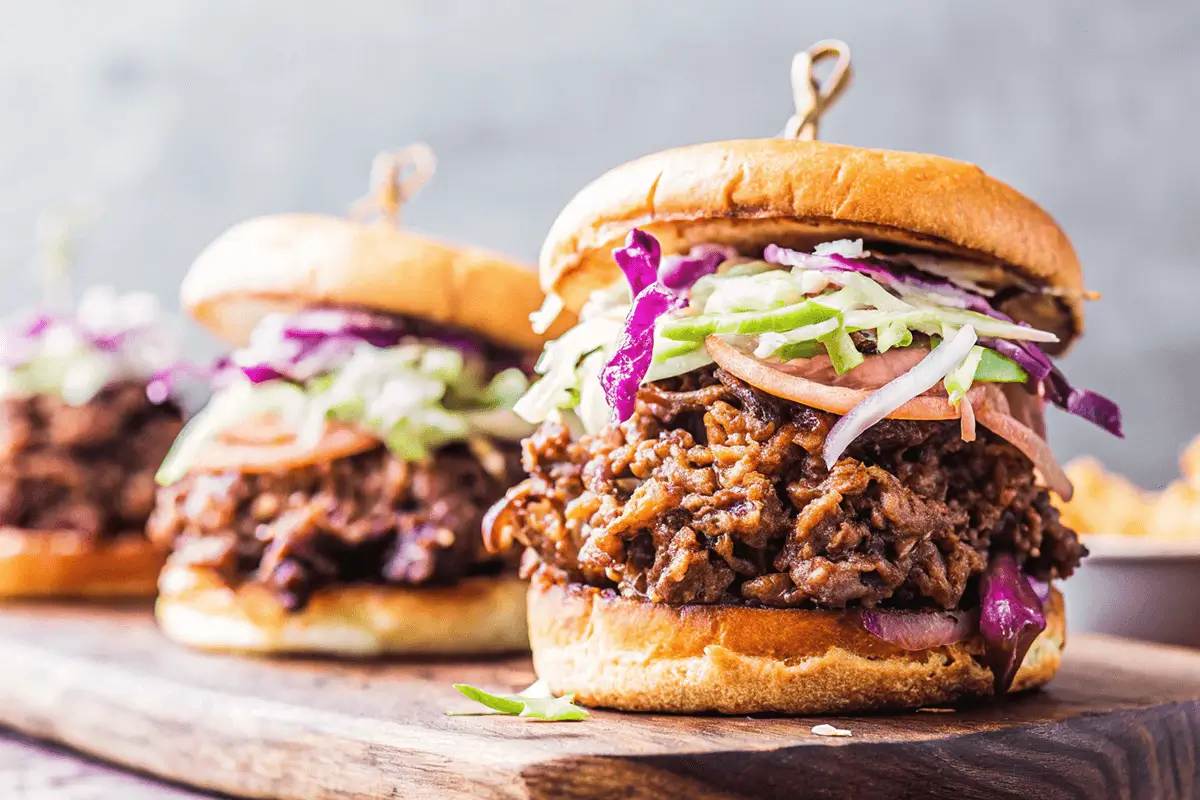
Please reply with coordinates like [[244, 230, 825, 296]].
[[520, 701, 1200, 800]]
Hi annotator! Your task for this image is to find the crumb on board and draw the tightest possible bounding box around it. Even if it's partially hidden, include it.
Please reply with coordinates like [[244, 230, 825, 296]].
[[811, 724, 852, 737], [916, 707, 956, 714]]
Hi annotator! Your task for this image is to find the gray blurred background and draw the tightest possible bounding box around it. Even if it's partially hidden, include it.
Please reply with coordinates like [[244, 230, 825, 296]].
[[0, 1, 1195, 485]]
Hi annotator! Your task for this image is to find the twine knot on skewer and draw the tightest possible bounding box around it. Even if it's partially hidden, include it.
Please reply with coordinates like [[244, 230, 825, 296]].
[[349, 142, 437, 226], [781, 39, 853, 141]]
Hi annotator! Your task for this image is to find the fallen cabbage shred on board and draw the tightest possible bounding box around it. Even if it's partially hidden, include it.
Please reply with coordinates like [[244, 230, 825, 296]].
[[155, 309, 532, 486]]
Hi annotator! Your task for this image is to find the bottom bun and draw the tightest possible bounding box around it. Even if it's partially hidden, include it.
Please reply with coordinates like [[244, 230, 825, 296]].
[[0, 528, 163, 599], [156, 560, 529, 656], [528, 575, 1065, 714]]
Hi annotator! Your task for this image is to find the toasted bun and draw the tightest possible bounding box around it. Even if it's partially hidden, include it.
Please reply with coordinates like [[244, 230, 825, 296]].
[[183, 213, 572, 351], [527, 575, 1065, 714], [541, 139, 1083, 349], [0, 529, 163, 599], [155, 559, 529, 656]]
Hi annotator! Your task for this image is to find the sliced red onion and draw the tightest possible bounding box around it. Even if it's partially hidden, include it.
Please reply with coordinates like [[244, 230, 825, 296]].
[[980, 552, 1047, 694], [822, 326, 978, 468], [860, 608, 977, 650]]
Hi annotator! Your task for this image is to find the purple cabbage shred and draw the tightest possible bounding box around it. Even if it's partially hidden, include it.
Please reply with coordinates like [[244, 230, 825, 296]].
[[599, 230, 727, 422]]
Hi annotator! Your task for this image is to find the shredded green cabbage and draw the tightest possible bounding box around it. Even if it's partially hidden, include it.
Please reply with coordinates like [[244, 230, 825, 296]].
[[1, 330, 126, 406], [515, 242, 1060, 429], [156, 341, 530, 486], [944, 344, 985, 405]]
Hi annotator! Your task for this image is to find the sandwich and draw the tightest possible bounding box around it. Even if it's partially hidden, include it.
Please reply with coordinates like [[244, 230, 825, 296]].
[[0, 287, 185, 597], [148, 163, 569, 655], [484, 136, 1122, 713]]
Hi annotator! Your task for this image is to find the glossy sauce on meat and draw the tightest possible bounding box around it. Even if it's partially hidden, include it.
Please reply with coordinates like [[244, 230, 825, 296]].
[[486, 368, 1084, 611], [150, 444, 522, 610]]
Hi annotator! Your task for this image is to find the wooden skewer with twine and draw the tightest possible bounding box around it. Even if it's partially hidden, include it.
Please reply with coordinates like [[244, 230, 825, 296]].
[[349, 143, 437, 226], [781, 39, 853, 141], [33, 203, 95, 310]]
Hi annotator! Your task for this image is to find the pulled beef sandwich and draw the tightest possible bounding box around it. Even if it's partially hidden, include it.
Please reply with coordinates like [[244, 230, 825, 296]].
[[484, 139, 1123, 714], [149, 213, 569, 655], [0, 288, 187, 597]]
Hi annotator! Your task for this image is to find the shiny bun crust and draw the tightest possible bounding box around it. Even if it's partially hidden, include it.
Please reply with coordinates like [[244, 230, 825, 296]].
[[182, 213, 572, 351], [540, 139, 1084, 345], [527, 575, 1064, 714], [0, 529, 163, 598], [155, 559, 529, 656]]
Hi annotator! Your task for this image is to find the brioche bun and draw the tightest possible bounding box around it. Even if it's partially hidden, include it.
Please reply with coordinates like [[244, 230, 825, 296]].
[[540, 139, 1083, 350], [182, 214, 572, 351], [527, 575, 1065, 714], [156, 557, 529, 656], [0, 529, 163, 598]]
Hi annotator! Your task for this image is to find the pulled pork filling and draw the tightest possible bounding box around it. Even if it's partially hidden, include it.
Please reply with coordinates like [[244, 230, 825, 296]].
[[150, 443, 523, 611], [0, 382, 183, 539], [486, 367, 1084, 611]]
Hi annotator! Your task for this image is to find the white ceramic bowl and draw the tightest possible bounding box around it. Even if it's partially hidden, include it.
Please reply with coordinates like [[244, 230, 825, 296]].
[[1061, 535, 1200, 648]]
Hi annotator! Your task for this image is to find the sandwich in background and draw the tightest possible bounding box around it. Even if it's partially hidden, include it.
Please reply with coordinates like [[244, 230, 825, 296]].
[[148, 145, 571, 656], [0, 212, 188, 597]]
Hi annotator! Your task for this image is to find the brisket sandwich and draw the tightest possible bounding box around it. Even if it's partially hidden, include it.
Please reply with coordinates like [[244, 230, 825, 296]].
[[149, 208, 569, 655], [485, 138, 1122, 713], [0, 288, 185, 597]]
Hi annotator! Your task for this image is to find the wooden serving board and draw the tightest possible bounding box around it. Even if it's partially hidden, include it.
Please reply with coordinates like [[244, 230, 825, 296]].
[[0, 729, 215, 799], [0, 603, 1196, 800]]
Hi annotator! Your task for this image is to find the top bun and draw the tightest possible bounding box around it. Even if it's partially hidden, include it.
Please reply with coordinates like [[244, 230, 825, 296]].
[[541, 139, 1084, 349], [183, 214, 571, 352]]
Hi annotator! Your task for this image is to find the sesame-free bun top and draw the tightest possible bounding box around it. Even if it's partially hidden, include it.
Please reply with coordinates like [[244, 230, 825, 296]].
[[183, 213, 571, 352], [541, 139, 1085, 349]]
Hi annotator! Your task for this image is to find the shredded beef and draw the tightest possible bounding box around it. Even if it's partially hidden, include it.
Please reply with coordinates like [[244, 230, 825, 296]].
[[485, 367, 1084, 611], [149, 443, 522, 611], [0, 383, 182, 539]]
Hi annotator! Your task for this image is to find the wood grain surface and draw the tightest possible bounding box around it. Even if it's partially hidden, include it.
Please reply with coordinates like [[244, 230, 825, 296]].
[[0, 728, 218, 799], [0, 602, 1195, 800]]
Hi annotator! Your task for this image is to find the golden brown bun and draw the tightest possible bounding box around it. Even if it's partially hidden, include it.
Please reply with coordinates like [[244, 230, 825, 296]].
[[182, 213, 573, 351], [156, 558, 529, 656], [0, 528, 163, 599], [540, 139, 1083, 348], [527, 575, 1064, 714]]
